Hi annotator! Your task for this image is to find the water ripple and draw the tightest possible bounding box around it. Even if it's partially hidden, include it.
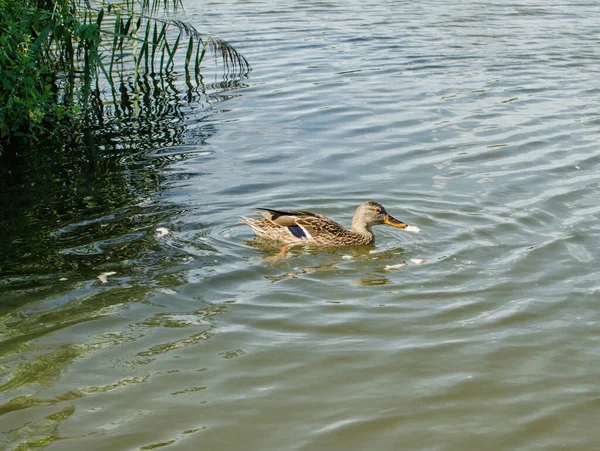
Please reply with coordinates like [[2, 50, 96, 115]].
[[3, 1, 600, 450]]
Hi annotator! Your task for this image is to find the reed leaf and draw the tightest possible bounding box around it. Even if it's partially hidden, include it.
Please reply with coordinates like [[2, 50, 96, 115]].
[[165, 33, 180, 70], [185, 35, 194, 69]]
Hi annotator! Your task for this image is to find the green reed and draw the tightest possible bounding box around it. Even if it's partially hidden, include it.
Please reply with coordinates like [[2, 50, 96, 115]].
[[0, 0, 250, 155]]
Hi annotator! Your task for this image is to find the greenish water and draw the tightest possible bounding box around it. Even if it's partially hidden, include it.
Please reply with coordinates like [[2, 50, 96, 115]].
[[2, 1, 600, 449]]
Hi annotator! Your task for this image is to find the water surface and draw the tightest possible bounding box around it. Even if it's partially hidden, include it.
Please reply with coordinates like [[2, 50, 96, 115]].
[[2, 1, 600, 450]]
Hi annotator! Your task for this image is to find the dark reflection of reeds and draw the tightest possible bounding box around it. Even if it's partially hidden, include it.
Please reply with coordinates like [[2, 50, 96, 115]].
[[0, 70, 247, 309], [87, 72, 248, 154]]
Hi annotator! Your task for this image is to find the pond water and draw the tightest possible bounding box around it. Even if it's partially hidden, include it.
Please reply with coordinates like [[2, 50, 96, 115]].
[[2, 0, 600, 449]]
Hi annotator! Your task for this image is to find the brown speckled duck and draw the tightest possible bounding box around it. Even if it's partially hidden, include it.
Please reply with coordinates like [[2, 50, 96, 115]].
[[240, 201, 419, 247]]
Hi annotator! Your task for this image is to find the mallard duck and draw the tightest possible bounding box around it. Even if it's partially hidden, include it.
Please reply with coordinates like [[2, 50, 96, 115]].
[[240, 201, 419, 247]]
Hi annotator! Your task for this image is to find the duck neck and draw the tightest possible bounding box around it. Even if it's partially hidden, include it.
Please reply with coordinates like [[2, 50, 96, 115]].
[[351, 218, 374, 242]]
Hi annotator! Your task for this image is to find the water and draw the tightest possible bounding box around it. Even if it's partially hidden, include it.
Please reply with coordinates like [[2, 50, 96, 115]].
[[2, 1, 600, 449]]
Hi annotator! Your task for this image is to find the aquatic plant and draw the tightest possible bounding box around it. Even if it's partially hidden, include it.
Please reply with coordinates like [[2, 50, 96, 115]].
[[0, 0, 250, 154]]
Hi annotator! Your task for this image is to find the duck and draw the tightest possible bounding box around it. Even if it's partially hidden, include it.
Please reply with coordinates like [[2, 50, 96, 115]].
[[240, 201, 419, 248]]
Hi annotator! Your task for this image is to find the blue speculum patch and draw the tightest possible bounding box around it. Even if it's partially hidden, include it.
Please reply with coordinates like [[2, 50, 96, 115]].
[[288, 225, 306, 238]]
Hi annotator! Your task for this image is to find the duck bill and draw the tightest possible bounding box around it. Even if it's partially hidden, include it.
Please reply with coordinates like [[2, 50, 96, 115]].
[[384, 214, 407, 229]]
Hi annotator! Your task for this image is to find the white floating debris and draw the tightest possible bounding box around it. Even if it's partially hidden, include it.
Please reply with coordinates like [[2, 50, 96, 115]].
[[575, 166, 580, 170], [97, 271, 117, 284], [59, 277, 68, 281], [405, 225, 420, 233], [342, 255, 353, 260], [385, 262, 407, 270], [410, 258, 427, 265], [155, 227, 170, 237]]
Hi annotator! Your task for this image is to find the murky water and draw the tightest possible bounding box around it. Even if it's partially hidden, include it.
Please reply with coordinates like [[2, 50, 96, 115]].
[[2, 1, 600, 449]]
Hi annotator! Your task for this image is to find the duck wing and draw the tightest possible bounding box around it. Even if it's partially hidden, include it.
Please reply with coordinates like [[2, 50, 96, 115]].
[[255, 208, 348, 241]]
